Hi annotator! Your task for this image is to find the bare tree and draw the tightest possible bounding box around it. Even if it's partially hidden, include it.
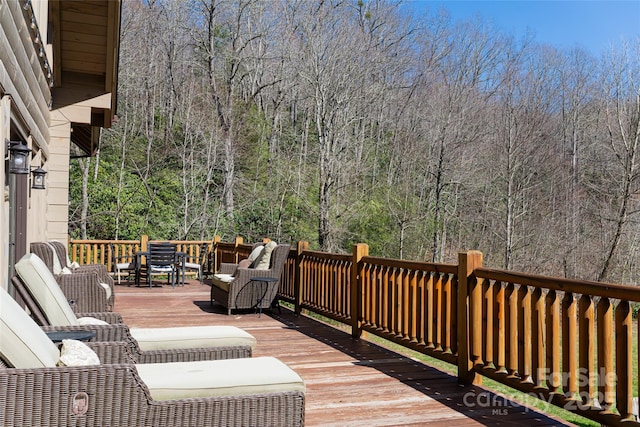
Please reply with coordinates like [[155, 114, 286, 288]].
[[595, 41, 640, 281]]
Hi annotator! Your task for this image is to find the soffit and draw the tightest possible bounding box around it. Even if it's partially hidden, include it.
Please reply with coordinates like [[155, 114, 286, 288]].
[[50, 0, 121, 157]]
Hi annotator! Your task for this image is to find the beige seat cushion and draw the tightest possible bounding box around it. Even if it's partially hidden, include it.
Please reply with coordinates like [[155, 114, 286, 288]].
[[211, 274, 234, 292], [136, 356, 305, 401], [15, 253, 80, 326], [130, 325, 257, 351], [0, 287, 60, 369]]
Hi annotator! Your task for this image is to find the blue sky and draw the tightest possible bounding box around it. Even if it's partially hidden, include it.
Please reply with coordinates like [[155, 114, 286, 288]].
[[403, 1, 640, 55]]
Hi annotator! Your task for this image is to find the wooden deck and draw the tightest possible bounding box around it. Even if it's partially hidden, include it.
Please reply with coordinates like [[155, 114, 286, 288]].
[[114, 279, 576, 426]]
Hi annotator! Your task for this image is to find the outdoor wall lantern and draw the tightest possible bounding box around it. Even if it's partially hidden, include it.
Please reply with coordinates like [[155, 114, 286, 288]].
[[31, 167, 47, 190], [7, 141, 47, 189], [7, 141, 31, 174]]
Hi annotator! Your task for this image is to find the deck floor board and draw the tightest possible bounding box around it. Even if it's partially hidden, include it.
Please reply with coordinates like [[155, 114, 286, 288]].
[[113, 280, 575, 426]]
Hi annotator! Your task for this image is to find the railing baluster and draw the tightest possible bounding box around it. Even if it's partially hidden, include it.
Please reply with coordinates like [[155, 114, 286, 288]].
[[578, 295, 595, 407], [433, 272, 442, 350], [426, 271, 434, 347], [531, 287, 545, 387], [483, 278, 494, 368], [382, 267, 390, 333], [470, 271, 483, 366], [418, 271, 426, 347], [493, 281, 505, 373], [615, 300, 633, 420], [409, 270, 418, 343], [596, 297, 614, 411], [449, 275, 457, 355], [546, 289, 561, 392], [517, 285, 532, 382], [562, 292, 578, 400], [402, 269, 410, 339], [506, 283, 518, 377]]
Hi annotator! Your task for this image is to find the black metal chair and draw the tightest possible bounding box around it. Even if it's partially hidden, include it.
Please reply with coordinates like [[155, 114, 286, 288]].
[[144, 242, 178, 288]]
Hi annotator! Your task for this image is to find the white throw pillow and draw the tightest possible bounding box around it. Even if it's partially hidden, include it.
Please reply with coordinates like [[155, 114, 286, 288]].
[[254, 242, 277, 270], [248, 245, 264, 263], [58, 339, 100, 366], [47, 242, 64, 275], [77, 316, 109, 326]]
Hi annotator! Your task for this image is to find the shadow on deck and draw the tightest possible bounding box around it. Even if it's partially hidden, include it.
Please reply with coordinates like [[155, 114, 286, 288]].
[[114, 279, 575, 427]]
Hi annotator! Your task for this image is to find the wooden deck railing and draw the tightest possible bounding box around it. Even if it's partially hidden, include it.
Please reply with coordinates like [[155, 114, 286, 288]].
[[70, 237, 213, 279], [66, 238, 639, 426]]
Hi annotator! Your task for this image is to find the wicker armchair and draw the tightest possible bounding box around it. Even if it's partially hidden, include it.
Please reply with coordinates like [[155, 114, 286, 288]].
[[30, 241, 114, 312], [210, 244, 290, 315], [0, 286, 306, 427], [13, 254, 256, 363]]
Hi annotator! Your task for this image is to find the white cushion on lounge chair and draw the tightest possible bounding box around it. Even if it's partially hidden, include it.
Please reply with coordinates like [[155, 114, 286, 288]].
[[136, 357, 305, 401], [130, 326, 257, 351], [15, 253, 80, 326], [0, 287, 61, 368]]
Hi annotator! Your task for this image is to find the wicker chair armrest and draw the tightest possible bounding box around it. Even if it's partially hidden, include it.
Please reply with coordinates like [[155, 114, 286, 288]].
[[77, 311, 124, 324], [41, 323, 130, 342], [86, 341, 136, 364], [233, 267, 278, 283], [218, 263, 238, 274], [73, 264, 115, 288]]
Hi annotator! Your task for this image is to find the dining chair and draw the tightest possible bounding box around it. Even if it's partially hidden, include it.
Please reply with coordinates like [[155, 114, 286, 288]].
[[109, 242, 136, 285], [146, 242, 178, 287], [180, 242, 209, 284]]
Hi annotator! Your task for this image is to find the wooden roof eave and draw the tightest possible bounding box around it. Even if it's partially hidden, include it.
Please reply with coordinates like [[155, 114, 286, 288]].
[[50, 0, 121, 156]]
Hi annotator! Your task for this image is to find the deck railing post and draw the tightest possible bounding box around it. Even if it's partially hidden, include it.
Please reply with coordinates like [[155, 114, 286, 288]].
[[457, 250, 483, 385], [140, 235, 149, 251], [351, 243, 368, 338], [233, 236, 244, 263], [212, 235, 221, 273], [295, 241, 308, 315]]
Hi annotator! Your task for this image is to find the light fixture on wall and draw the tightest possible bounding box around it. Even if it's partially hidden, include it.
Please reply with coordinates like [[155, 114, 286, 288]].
[[7, 140, 31, 174], [31, 167, 47, 190], [7, 141, 47, 189]]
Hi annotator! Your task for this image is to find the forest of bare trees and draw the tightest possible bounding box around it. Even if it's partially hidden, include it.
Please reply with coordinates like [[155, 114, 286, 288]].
[[69, 0, 640, 284]]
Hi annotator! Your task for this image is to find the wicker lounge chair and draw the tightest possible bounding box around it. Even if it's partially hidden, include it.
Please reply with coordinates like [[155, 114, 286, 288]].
[[30, 241, 115, 312], [13, 253, 256, 363], [210, 243, 290, 315], [0, 286, 306, 427]]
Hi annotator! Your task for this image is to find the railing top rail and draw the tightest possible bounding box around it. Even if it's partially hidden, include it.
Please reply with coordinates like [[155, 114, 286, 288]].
[[475, 266, 640, 302], [70, 239, 139, 244], [302, 250, 352, 262], [362, 255, 458, 275]]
